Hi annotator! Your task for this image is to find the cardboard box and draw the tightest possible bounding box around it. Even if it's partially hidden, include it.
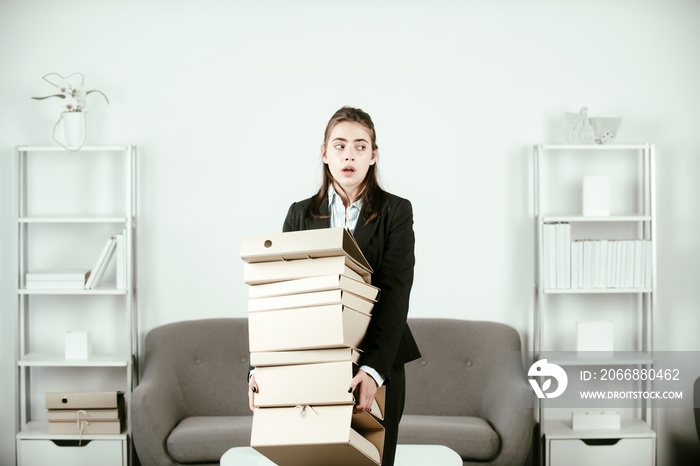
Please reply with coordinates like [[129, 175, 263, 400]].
[[251, 405, 384, 466], [254, 361, 356, 407], [48, 419, 123, 435], [249, 274, 379, 301], [249, 289, 375, 315], [241, 228, 372, 274], [45, 391, 123, 410], [65, 330, 91, 360], [254, 360, 386, 419], [244, 256, 370, 285], [47, 408, 120, 422], [248, 305, 371, 352], [250, 347, 362, 367]]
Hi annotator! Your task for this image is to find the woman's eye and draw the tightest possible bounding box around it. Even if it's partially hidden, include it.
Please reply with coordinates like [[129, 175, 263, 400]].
[[334, 144, 344, 150], [357, 145, 366, 150]]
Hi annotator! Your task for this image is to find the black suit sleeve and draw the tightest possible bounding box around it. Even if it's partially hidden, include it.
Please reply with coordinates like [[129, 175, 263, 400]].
[[358, 198, 415, 380]]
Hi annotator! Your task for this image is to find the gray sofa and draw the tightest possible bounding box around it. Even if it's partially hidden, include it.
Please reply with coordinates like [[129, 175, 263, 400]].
[[132, 318, 533, 465]]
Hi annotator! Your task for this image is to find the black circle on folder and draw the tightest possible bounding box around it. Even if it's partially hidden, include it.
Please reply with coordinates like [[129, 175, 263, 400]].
[[62, 398, 68, 404], [264, 240, 272, 248]]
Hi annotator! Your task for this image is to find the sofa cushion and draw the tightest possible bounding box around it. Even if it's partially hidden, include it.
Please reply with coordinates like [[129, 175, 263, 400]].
[[398, 414, 500, 461], [167, 416, 252, 464]]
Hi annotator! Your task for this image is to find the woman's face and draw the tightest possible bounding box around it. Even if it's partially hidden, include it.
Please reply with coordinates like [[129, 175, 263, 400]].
[[322, 121, 377, 202]]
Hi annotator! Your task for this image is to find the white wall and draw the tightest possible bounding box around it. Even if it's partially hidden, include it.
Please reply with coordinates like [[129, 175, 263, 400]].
[[1, 0, 699, 464]]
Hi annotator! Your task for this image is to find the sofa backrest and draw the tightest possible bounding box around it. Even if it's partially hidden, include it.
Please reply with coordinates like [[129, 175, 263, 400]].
[[403, 318, 523, 417], [142, 318, 251, 417]]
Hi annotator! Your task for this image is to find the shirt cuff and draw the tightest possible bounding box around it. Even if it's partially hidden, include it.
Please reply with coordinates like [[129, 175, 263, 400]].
[[360, 365, 385, 387]]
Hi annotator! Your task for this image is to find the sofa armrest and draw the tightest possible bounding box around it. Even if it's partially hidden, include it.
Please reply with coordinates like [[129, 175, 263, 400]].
[[132, 361, 187, 466], [480, 354, 534, 466]]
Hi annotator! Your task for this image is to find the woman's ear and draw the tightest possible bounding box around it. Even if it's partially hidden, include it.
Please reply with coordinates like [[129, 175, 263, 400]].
[[370, 148, 378, 165], [321, 143, 327, 163]]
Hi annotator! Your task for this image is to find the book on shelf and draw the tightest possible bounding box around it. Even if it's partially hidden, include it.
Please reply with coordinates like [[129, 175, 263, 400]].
[[568, 239, 652, 289], [543, 226, 652, 290], [542, 222, 571, 289], [115, 228, 127, 289], [25, 269, 90, 289], [542, 223, 557, 289], [85, 236, 117, 289], [555, 222, 571, 289]]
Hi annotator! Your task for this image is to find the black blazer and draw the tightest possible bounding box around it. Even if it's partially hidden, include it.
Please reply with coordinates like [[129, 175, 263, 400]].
[[283, 190, 421, 381]]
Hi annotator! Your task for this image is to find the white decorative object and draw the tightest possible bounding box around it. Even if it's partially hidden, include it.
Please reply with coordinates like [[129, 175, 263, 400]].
[[65, 330, 91, 360], [577, 321, 613, 353], [572, 411, 621, 430], [32, 72, 109, 151], [55, 111, 87, 149], [582, 176, 610, 216], [589, 117, 622, 144], [564, 107, 594, 143]]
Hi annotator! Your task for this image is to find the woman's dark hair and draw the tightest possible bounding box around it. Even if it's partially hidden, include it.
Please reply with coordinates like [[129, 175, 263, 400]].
[[311, 106, 385, 224]]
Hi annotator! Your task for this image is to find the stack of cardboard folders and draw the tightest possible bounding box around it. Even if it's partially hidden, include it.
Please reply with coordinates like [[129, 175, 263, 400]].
[[45, 391, 124, 435], [241, 228, 385, 466]]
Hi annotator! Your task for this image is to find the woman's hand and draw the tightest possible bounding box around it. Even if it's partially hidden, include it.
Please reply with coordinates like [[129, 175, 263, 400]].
[[348, 369, 378, 413], [248, 373, 259, 412]]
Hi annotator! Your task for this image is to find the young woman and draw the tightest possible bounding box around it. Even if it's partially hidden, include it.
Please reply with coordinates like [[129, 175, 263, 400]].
[[249, 106, 421, 466]]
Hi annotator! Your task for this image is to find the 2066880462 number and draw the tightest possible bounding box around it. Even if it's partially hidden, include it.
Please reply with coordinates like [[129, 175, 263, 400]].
[[600, 368, 680, 381]]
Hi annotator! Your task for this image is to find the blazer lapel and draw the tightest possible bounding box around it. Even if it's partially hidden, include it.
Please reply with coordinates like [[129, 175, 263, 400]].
[[304, 193, 331, 230], [352, 205, 380, 253]]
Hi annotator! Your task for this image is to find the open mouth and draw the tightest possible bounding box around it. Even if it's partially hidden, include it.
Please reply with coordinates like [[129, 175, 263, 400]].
[[341, 166, 356, 174]]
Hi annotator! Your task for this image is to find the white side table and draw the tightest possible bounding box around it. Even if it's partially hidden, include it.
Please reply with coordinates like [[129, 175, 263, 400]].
[[220, 444, 462, 466]]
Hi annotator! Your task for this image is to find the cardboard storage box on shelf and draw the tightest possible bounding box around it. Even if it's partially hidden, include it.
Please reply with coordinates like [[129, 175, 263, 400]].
[[45, 391, 123, 410], [45, 391, 124, 435], [251, 405, 384, 466], [248, 304, 371, 352]]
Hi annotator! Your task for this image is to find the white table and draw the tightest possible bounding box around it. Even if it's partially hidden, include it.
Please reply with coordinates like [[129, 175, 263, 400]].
[[220, 444, 462, 466]]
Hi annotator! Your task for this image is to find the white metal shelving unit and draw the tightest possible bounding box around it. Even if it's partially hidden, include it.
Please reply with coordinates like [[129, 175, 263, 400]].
[[533, 144, 656, 466], [14, 145, 137, 466]]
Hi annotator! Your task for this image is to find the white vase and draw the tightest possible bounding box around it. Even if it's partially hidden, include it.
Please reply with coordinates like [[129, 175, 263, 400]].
[[54, 111, 87, 150]]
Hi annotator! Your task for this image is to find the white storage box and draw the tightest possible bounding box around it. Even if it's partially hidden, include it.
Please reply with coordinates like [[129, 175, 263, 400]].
[[582, 176, 610, 216], [571, 411, 621, 430], [65, 330, 91, 360]]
